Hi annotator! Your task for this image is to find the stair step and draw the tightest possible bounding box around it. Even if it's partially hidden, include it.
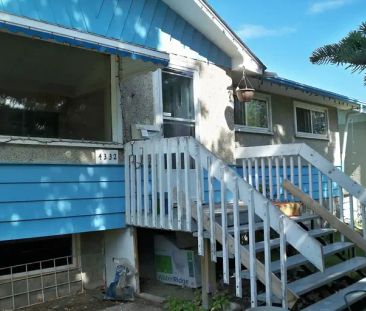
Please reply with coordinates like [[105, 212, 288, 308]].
[[258, 257, 366, 304], [227, 214, 320, 234], [251, 228, 336, 253], [289, 257, 366, 295], [241, 241, 355, 277], [302, 277, 366, 311], [203, 203, 247, 214], [217, 228, 339, 258], [290, 213, 320, 223], [270, 241, 355, 273]]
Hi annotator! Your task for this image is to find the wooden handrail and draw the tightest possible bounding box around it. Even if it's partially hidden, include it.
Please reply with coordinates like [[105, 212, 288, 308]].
[[284, 180, 366, 253]]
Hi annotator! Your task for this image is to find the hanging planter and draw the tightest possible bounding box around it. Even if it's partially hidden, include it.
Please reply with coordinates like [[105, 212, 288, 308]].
[[236, 87, 255, 102], [236, 68, 255, 102]]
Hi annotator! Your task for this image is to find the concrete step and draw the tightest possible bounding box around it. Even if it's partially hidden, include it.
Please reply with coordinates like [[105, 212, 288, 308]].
[[302, 276, 366, 311], [241, 241, 355, 277], [289, 257, 366, 296]]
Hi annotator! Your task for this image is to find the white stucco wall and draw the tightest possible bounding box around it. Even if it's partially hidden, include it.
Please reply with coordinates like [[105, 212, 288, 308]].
[[121, 55, 235, 163]]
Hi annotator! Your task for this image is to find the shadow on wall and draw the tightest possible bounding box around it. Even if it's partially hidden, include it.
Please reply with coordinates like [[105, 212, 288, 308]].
[[195, 60, 235, 163], [210, 129, 235, 163], [225, 105, 235, 131]]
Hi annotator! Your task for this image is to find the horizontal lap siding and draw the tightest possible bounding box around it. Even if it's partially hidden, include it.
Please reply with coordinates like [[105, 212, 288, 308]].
[[236, 166, 340, 201], [0, 164, 125, 241], [202, 166, 340, 204]]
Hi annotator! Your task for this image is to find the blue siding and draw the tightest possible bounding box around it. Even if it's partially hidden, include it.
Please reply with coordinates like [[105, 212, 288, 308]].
[[0, 0, 231, 68], [0, 164, 125, 242], [235, 165, 340, 201], [202, 165, 340, 204]]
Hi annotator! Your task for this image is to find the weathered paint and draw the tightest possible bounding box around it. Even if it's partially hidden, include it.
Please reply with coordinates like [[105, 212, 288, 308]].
[[0, 164, 125, 241], [0, 0, 231, 68]]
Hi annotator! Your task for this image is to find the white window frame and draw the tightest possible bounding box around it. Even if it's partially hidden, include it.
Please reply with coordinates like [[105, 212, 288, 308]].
[[0, 54, 123, 149], [234, 92, 273, 135], [294, 101, 330, 140], [153, 65, 200, 140]]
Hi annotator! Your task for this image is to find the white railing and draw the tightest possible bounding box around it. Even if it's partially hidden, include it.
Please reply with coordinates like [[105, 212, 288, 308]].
[[236, 143, 366, 240], [125, 137, 327, 308], [0, 256, 82, 310]]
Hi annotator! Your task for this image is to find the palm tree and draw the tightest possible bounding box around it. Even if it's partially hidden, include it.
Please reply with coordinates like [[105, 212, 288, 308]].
[[310, 22, 366, 83]]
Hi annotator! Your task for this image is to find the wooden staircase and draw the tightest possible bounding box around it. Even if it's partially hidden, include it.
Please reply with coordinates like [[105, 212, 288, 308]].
[[125, 137, 366, 310], [196, 200, 366, 310]]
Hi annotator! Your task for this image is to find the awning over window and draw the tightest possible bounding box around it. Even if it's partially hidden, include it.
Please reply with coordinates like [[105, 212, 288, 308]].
[[0, 17, 169, 67]]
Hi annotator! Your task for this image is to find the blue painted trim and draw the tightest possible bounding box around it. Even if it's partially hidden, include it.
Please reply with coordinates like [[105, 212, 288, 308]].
[[264, 76, 366, 107], [0, 21, 169, 66]]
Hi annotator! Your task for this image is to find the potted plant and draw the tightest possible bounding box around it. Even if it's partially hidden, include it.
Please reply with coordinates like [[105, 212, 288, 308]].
[[236, 87, 255, 102], [236, 68, 255, 102]]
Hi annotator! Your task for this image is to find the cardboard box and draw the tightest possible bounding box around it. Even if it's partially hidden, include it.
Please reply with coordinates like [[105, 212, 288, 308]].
[[154, 235, 201, 288]]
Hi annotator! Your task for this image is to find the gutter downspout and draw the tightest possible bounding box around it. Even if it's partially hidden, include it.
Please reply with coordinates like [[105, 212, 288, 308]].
[[341, 110, 360, 172]]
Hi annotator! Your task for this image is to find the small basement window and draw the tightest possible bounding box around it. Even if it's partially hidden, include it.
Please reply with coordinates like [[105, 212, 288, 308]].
[[234, 93, 272, 134], [0, 32, 112, 142], [294, 102, 329, 139], [0, 235, 73, 276]]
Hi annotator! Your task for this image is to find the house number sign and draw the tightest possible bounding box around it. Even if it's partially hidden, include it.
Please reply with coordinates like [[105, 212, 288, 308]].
[[95, 149, 118, 164]]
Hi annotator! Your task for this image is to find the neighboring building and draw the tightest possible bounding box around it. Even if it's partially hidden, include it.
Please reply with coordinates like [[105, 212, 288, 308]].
[[0, 1, 365, 310]]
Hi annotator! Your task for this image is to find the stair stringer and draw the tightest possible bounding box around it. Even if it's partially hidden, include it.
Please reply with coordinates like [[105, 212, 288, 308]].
[[192, 208, 299, 308]]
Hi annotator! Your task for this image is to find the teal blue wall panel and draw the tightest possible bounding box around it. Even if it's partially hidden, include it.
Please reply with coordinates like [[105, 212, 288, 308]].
[[0, 198, 124, 222], [0, 213, 124, 241], [0, 164, 125, 242], [0, 164, 123, 183], [0, 0, 231, 68]]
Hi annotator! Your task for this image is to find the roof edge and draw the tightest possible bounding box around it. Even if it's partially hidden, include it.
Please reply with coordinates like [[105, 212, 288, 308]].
[[200, 0, 266, 71], [263, 76, 366, 108]]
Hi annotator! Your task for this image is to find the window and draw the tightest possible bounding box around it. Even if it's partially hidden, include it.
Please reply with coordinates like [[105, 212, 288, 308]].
[[0, 235, 72, 276], [162, 70, 195, 138], [234, 93, 272, 133], [0, 32, 112, 142], [294, 102, 329, 139]]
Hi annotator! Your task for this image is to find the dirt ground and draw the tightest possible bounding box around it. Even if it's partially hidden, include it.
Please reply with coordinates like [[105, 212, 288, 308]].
[[23, 290, 163, 311]]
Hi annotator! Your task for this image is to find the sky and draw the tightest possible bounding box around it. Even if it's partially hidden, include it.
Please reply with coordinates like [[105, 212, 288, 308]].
[[208, 0, 366, 102]]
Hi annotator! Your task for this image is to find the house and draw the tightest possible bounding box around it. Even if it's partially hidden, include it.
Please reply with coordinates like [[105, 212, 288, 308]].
[[0, 0, 366, 310]]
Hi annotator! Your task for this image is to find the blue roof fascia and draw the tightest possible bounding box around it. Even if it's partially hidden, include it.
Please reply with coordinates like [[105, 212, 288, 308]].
[[0, 21, 169, 67], [264, 76, 366, 108]]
